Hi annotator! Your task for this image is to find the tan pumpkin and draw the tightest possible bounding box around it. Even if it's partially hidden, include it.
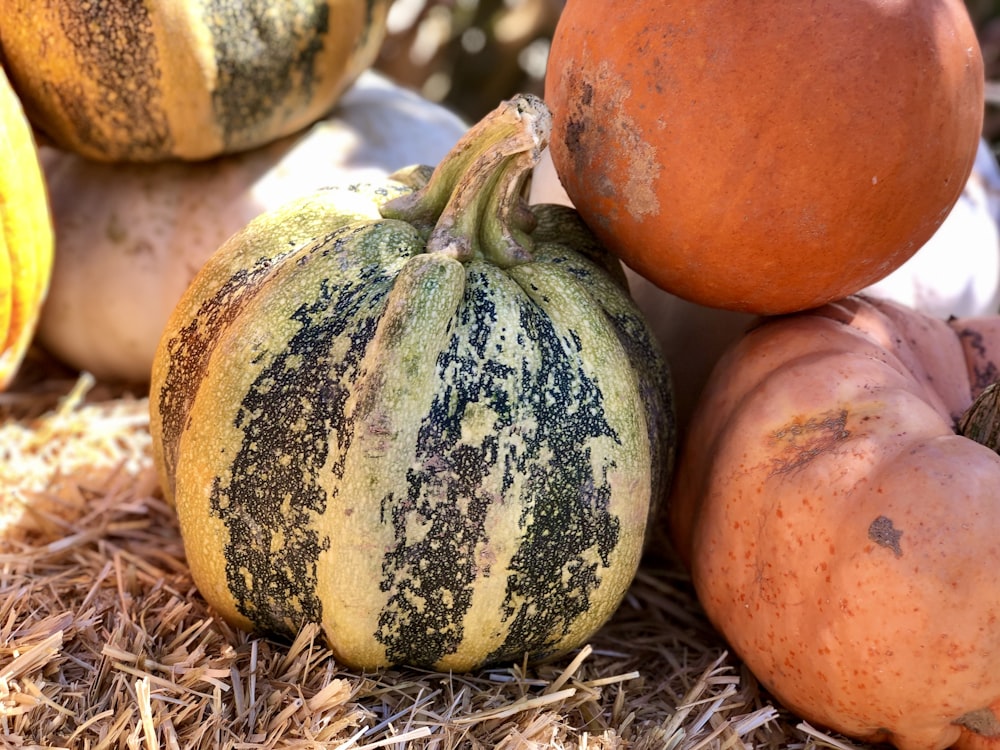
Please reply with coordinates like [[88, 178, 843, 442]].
[[668, 294, 1000, 750], [0, 66, 54, 389], [36, 71, 468, 382], [0, 0, 389, 161]]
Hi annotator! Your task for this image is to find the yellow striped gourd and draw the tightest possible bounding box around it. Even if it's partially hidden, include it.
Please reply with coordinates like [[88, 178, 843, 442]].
[[0, 0, 389, 161]]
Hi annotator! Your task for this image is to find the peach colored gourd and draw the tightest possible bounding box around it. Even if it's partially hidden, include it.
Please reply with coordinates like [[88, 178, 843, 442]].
[[669, 294, 1000, 750]]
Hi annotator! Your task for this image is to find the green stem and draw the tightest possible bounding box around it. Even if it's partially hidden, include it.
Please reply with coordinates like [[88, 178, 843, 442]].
[[958, 381, 1000, 452], [379, 93, 551, 268]]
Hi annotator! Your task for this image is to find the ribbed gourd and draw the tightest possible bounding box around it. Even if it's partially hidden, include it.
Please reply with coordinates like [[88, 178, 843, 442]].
[[0, 0, 389, 161], [149, 95, 675, 671]]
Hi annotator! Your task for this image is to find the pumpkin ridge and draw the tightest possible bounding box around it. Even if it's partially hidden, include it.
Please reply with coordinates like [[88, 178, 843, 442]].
[[516, 238, 674, 509], [484, 263, 641, 665], [157, 257, 292, 499], [54, 2, 169, 158], [206, 222, 420, 635], [372, 260, 512, 667], [205, 0, 328, 150]]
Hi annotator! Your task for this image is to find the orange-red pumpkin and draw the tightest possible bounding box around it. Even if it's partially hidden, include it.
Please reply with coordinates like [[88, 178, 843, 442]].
[[544, 0, 985, 314], [669, 294, 1000, 750]]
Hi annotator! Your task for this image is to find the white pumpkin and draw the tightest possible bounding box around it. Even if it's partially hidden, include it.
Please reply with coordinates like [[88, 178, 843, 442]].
[[864, 138, 1000, 318], [530, 139, 1000, 429], [37, 71, 469, 383]]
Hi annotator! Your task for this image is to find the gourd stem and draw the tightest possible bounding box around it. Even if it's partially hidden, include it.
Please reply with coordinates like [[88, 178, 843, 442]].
[[957, 382, 1000, 453], [379, 93, 551, 268]]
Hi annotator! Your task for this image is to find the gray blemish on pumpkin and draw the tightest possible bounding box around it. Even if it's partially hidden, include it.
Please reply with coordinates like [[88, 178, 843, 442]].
[[868, 515, 903, 558], [955, 708, 1000, 738], [205, 0, 329, 151], [767, 409, 850, 477], [52, 1, 169, 157], [560, 60, 660, 225], [210, 224, 411, 636], [372, 259, 623, 668]]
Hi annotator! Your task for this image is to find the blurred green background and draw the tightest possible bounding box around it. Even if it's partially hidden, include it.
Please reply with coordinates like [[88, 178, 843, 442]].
[[373, 0, 1000, 144]]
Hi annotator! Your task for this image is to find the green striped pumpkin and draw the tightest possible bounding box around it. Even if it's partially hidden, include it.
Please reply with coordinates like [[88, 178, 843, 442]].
[[0, 0, 388, 162], [150, 95, 676, 671]]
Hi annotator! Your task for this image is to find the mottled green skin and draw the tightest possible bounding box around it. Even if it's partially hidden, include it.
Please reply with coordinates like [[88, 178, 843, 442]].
[[152, 182, 409, 502], [151, 181, 675, 671], [205, 0, 331, 151]]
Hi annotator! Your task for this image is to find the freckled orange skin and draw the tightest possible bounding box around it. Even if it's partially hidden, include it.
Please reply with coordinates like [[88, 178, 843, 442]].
[[544, 0, 985, 314], [669, 295, 1000, 750]]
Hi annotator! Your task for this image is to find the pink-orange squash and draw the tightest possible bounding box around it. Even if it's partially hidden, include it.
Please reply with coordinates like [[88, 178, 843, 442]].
[[669, 294, 1000, 750]]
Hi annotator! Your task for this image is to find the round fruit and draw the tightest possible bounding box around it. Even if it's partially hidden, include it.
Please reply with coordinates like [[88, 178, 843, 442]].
[[669, 295, 1000, 750], [544, 0, 985, 314], [149, 94, 675, 671]]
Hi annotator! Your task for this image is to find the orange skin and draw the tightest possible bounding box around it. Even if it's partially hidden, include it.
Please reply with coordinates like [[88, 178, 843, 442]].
[[544, 0, 984, 314], [668, 295, 1000, 750]]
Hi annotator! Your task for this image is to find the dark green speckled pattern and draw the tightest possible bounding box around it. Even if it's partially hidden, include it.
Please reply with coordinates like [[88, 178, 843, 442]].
[[151, 173, 674, 673]]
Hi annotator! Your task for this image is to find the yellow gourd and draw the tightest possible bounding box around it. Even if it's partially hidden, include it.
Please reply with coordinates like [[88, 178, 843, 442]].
[[0, 66, 54, 389]]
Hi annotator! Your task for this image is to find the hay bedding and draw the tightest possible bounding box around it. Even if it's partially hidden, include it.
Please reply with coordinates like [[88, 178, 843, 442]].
[[0, 352, 874, 750]]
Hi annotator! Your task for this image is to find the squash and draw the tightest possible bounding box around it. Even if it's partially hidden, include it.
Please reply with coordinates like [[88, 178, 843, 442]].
[[148, 94, 675, 671], [668, 294, 1000, 750], [0, 66, 54, 390], [543, 0, 985, 314], [0, 0, 389, 162], [36, 71, 468, 383]]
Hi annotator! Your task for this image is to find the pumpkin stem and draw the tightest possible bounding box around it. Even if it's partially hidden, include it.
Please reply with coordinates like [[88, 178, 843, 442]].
[[957, 382, 1000, 452], [379, 93, 551, 268]]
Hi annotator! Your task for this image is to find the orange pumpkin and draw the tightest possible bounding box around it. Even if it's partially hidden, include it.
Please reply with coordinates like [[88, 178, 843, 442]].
[[0, 67, 54, 389], [544, 0, 985, 314], [668, 294, 1000, 750]]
